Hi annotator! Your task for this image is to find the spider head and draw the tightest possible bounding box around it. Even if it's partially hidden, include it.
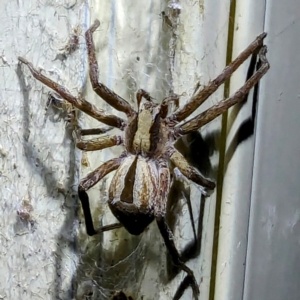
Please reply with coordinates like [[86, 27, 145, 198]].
[[124, 98, 168, 157]]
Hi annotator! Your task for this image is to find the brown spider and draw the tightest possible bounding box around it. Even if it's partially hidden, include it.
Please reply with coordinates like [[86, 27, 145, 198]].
[[18, 19, 269, 298]]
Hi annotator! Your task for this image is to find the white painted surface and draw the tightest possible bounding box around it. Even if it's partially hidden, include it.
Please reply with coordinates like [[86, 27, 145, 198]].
[[0, 1, 88, 299], [215, 0, 268, 299], [215, 1, 300, 300], [243, 0, 300, 299]]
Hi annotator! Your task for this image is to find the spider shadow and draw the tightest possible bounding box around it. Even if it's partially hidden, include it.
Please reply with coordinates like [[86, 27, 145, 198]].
[[163, 131, 213, 298], [16, 63, 79, 300], [223, 64, 260, 174]]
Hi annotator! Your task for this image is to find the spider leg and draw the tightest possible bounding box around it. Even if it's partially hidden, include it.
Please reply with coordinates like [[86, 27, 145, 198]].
[[156, 216, 200, 298], [18, 57, 125, 129], [173, 275, 199, 300], [79, 127, 114, 136], [168, 32, 267, 123], [154, 161, 200, 297], [86, 20, 135, 116], [160, 94, 180, 119], [178, 46, 269, 135], [136, 89, 152, 102], [168, 148, 215, 191], [78, 157, 123, 235], [73, 129, 123, 151], [94, 222, 123, 233], [136, 89, 152, 109]]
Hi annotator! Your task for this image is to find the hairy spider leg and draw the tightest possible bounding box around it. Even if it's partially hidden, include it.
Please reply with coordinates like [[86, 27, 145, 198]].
[[136, 89, 152, 109], [178, 46, 270, 135], [86, 20, 135, 116], [93, 223, 124, 232], [79, 127, 114, 135], [73, 129, 123, 151], [18, 57, 125, 129], [154, 161, 200, 297], [78, 157, 123, 235], [169, 148, 215, 190], [167, 32, 267, 124]]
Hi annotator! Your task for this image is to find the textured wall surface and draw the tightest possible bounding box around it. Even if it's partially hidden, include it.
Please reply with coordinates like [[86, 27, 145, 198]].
[[2, 1, 298, 300]]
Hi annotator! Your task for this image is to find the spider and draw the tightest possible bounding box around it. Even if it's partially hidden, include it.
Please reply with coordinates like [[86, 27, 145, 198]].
[[18, 19, 269, 298]]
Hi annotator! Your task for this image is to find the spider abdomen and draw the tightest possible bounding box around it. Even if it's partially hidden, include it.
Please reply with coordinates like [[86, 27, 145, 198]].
[[108, 155, 158, 235]]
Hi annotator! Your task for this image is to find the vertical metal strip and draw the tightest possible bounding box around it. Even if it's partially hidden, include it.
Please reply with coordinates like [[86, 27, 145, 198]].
[[209, 1, 237, 298]]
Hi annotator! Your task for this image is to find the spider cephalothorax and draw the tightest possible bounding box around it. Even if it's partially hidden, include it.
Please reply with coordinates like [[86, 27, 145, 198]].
[[18, 19, 269, 298]]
